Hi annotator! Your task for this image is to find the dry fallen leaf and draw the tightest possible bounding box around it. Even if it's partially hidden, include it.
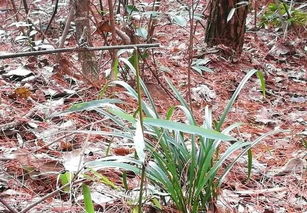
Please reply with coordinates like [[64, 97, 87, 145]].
[[59, 141, 73, 151], [275, 158, 305, 176], [14, 87, 32, 98], [113, 147, 133, 156], [95, 21, 112, 33]]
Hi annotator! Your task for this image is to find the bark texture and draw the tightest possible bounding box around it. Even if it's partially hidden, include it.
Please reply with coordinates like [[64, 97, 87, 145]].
[[75, 0, 98, 78], [205, 0, 249, 54]]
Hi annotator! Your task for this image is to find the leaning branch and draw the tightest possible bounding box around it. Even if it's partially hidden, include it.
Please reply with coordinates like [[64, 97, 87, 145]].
[[0, 43, 160, 60]]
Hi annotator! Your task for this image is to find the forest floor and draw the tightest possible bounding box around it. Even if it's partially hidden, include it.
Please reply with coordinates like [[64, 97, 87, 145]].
[[0, 0, 306, 212]]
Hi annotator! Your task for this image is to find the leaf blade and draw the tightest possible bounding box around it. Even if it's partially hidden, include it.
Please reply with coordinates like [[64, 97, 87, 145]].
[[144, 117, 235, 141]]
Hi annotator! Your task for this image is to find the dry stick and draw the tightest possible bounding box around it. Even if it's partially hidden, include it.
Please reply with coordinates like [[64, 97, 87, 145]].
[[107, 0, 118, 80], [19, 179, 85, 213], [114, 27, 131, 44], [22, 0, 29, 14], [32, 131, 75, 153], [44, 0, 59, 34], [21, 0, 36, 46], [254, 0, 257, 29], [0, 120, 24, 131], [89, 3, 114, 58], [146, 0, 160, 42], [0, 105, 39, 132], [89, 5, 99, 26], [0, 43, 160, 60], [65, 124, 93, 201], [0, 198, 18, 213], [235, 187, 287, 195], [58, 6, 75, 49], [99, 0, 103, 12], [92, 5, 128, 46], [187, 0, 201, 112], [187, 3, 194, 111], [282, 0, 293, 39]]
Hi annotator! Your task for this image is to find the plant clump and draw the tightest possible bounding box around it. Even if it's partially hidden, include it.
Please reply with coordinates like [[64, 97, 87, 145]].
[[260, 2, 307, 28]]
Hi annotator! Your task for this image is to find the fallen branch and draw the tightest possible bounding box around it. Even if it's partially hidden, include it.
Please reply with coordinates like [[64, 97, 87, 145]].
[[235, 187, 287, 195], [0, 43, 160, 60]]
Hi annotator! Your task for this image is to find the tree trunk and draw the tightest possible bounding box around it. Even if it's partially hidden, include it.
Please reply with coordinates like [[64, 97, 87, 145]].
[[205, 0, 249, 54], [75, 0, 98, 78]]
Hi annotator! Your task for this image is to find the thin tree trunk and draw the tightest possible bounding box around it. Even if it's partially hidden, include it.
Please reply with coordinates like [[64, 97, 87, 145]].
[[75, 0, 98, 78], [205, 0, 249, 54]]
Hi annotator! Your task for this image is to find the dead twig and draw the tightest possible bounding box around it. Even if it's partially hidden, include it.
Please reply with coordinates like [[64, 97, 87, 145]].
[[235, 187, 287, 195], [58, 6, 75, 49], [0, 43, 160, 60], [44, 0, 59, 34], [107, 0, 119, 80]]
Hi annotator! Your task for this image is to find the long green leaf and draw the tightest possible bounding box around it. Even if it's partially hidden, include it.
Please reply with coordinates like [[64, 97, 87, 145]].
[[112, 57, 119, 79], [256, 70, 266, 97], [108, 108, 136, 124], [111, 80, 156, 117], [144, 117, 235, 141], [85, 156, 142, 171], [217, 129, 282, 186], [195, 141, 251, 196], [82, 184, 95, 213], [247, 149, 252, 180], [61, 99, 122, 114], [165, 106, 175, 120], [73, 130, 134, 140], [118, 58, 159, 118], [216, 69, 258, 131], [176, 105, 196, 125], [95, 108, 130, 130], [165, 78, 194, 121]]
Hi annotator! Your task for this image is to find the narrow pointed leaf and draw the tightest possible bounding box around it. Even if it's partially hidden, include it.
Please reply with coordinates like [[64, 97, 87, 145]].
[[227, 8, 236, 22], [61, 99, 122, 114], [144, 117, 235, 141], [134, 119, 146, 163], [217, 69, 258, 131]]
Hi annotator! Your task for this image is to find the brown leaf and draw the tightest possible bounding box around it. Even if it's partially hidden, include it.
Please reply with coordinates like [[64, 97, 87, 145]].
[[59, 141, 73, 151], [275, 158, 305, 176], [14, 87, 32, 99], [96, 21, 113, 33], [39, 160, 65, 173], [113, 147, 133, 156]]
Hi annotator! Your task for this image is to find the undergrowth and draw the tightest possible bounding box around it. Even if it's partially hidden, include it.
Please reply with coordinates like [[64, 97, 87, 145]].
[[260, 2, 307, 28], [58, 54, 278, 212]]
